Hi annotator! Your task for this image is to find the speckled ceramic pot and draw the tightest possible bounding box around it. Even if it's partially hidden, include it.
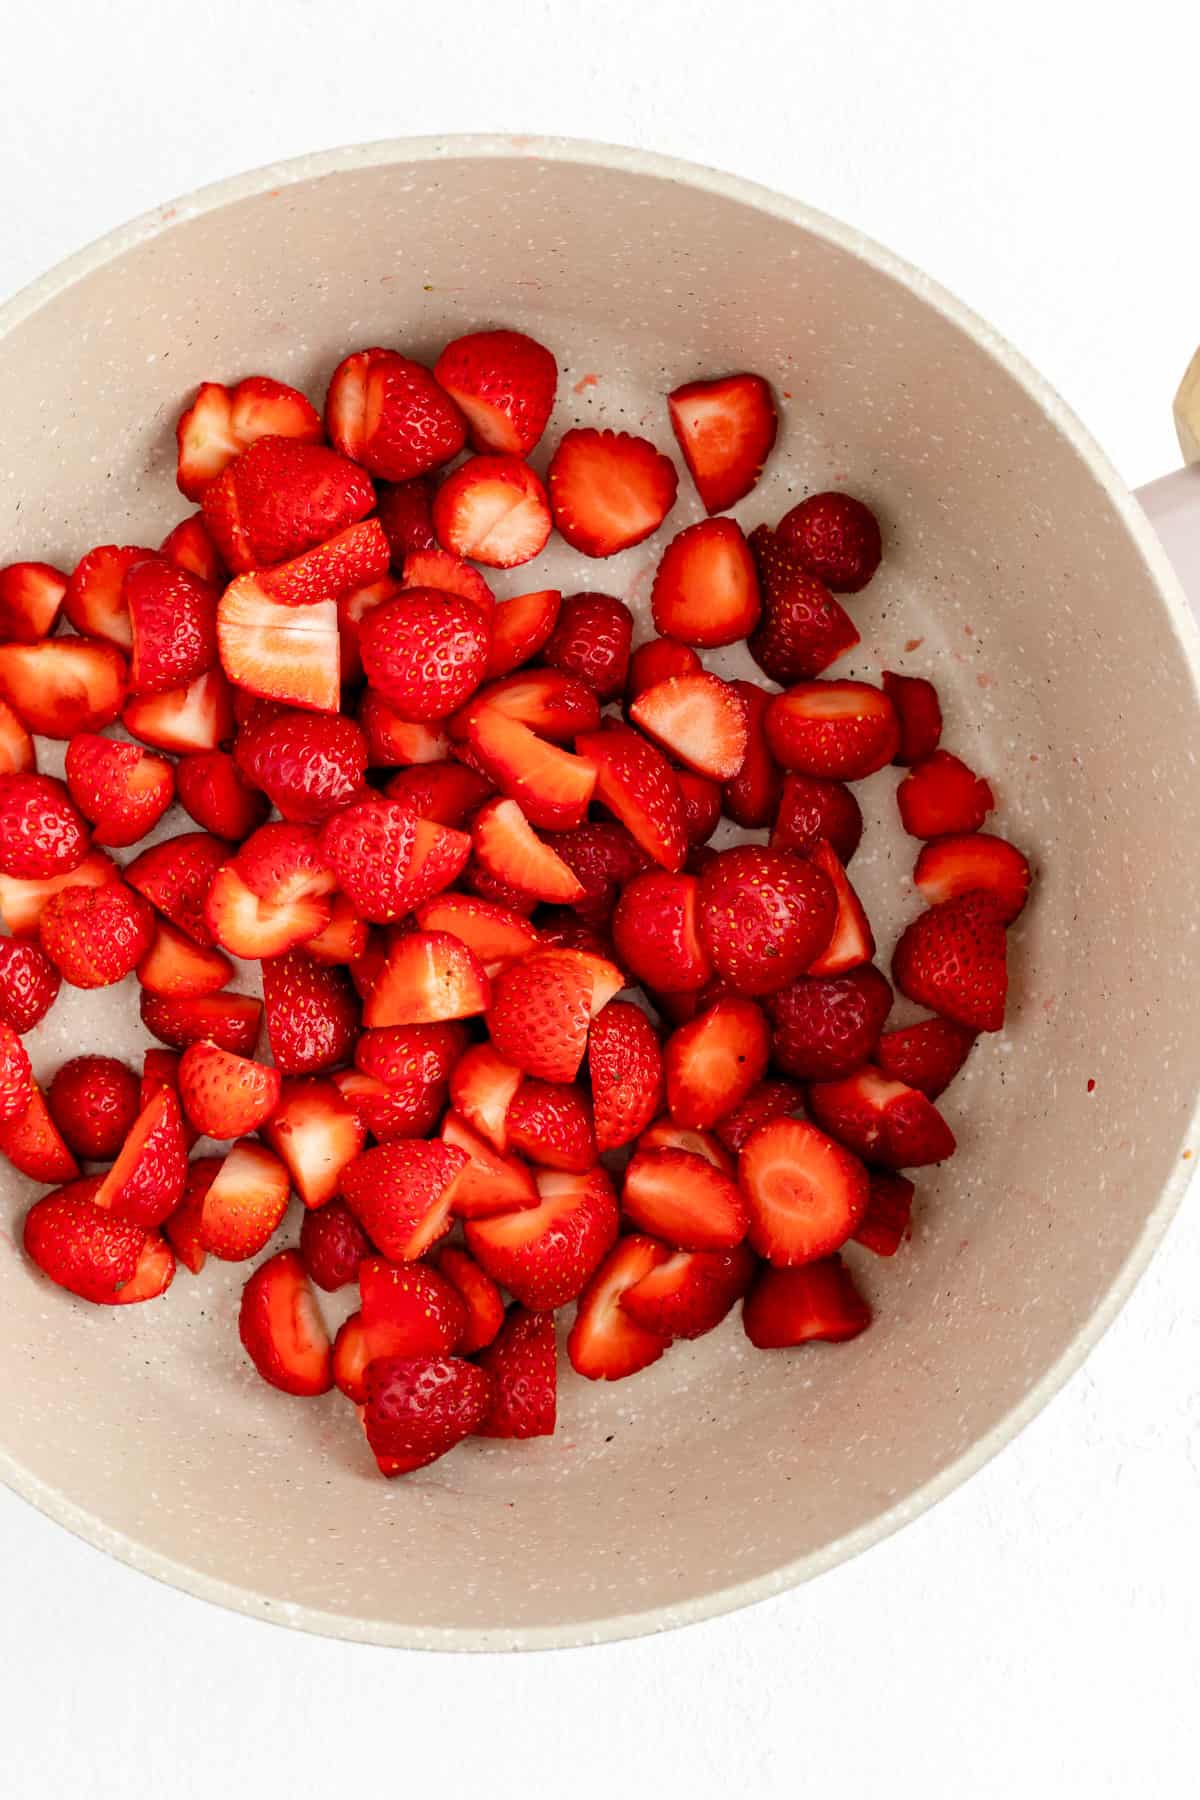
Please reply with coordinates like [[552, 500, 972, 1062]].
[[2, 138, 1198, 1651]]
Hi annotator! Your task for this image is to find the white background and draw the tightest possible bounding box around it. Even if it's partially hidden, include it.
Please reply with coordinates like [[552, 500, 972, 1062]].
[[3, 2, 1200, 1794]]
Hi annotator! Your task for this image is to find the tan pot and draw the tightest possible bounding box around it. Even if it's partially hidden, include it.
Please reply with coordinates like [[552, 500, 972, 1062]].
[[2, 137, 1198, 1651]]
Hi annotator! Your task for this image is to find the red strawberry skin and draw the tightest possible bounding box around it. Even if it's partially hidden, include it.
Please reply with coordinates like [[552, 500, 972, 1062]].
[[722, 679, 782, 831], [747, 526, 859, 683], [299, 1198, 374, 1292], [376, 476, 438, 562], [485, 950, 593, 1084], [47, 1055, 140, 1159], [766, 965, 893, 1081], [202, 436, 375, 572], [326, 349, 467, 482], [542, 593, 633, 701], [318, 799, 418, 924], [176, 750, 270, 841], [466, 1167, 620, 1310], [876, 1016, 976, 1099], [808, 1065, 956, 1168], [0, 774, 89, 880], [262, 950, 359, 1075], [0, 1022, 33, 1122], [575, 724, 688, 873], [771, 772, 864, 865], [360, 591, 490, 723], [125, 832, 229, 945], [588, 999, 664, 1152], [23, 1185, 171, 1306], [434, 329, 558, 457], [234, 709, 367, 823], [475, 1304, 557, 1437], [125, 557, 218, 696], [363, 1354, 491, 1473], [0, 938, 60, 1033], [140, 990, 262, 1056], [698, 845, 837, 997], [892, 895, 1008, 1033], [611, 869, 710, 995], [64, 735, 175, 848], [882, 670, 942, 764], [620, 1242, 756, 1339], [742, 1255, 871, 1347], [40, 882, 154, 989], [897, 750, 994, 839], [775, 491, 882, 593]]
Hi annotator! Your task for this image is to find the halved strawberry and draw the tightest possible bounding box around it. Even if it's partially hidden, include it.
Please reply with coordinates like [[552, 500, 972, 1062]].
[[432, 454, 552, 568], [340, 1139, 465, 1261], [205, 822, 337, 958], [123, 668, 235, 754], [359, 689, 451, 766], [448, 1042, 524, 1150], [485, 588, 562, 679], [853, 1170, 915, 1257], [913, 832, 1031, 924], [301, 1204, 367, 1302], [610, 869, 710, 996], [0, 698, 36, 776], [475, 1304, 556, 1436], [698, 844, 837, 996], [770, 772, 863, 864], [136, 918, 234, 997], [125, 557, 218, 697], [433, 1245, 506, 1354], [376, 476, 437, 563], [766, 963, 893, 1082], [325, 348, 467, 481], [261, 1076, 366, 1209], [0, 639, 127, 738], [176, 749, 270, 841], [747, 525, 860, 683], [337, 572, 403, 681], [441, 1110, 539, 1217], [239, 1250, 332, 1396], [176, 376, 322, 500], [453, 669, 601, 744], [359, 1256, 468, 1358], [765, 680, 900, 779], [359, 589, 490, 723], [0, 560, 67, 642], [626, 635, 703, 700], [140, 989, 262, 1055], [465, 1165, 619, 1309], [739, 1117, 870, 1266], [542, 592, 634, 701], [363, 929, 490, 1027], [506, 1079, 596, 1171], [235, 707, 369, 829], [547, 428, 677, 557], [717, 679, 779, 831], [413, 892, 539, 974], [261, 950, 359, 1074], [178, 1041, 281, 1139], [892, 894, 1008, 1032], [198, 1140, 291, 1260], [93, 1088, 188, 1227], [217, 578, 339, 713], [805, 839, 874, 976], [567, 1234, 672, 1380], [742, 1255, 871, 1347], [0, 1082, 80, 1183], [140, 1049, 194, 1150], [664, 997, 770, 1128], [64, 733, 176, 849], [433, 328, 557, 457], [125, 831, 228, 943], [384, 760, 493, 827], [622, 1146, 749, 1250], [775, 491, 883, 594], [713, 1079, 806, 1153], [471, 796, 586, 903], [621, 1242, 755, 1340], [202, 436, 375, 572], [160, 513, 227, 586], [897, 750, 994, 839], [304, 895, 370, 965], [0, 937, 60, 1031], [332, 1315, 370, 1401], [485, 946, 622, 1083], [881, 670, 942, 764], [637, 1117, 736, 1172], [588, 999, 664, 1152], [875, 1015, 976, 1099], [465, 705, 596, 830], [650, 516, 760, 648], [401, 548, 495, 618], [575, 724, 687, 872], [667, 372, 777, 514], [362, 1354, 491, 1476], [628, 673, 748, 782], [809, 1064, 956, 1168], [255, 518, 390, 608], [62, 544, 147, 648], [24, 1183, 173, 1305]]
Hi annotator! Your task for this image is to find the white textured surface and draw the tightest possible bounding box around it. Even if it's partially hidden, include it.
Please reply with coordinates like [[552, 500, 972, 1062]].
[[2, 0, 1199, 1793]]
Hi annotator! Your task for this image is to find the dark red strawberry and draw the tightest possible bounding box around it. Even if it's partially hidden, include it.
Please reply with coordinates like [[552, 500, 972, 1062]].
[[202, 435, 375, 572], [897, 750, 994, 839], [542, 592, 634, 700], [713, 1079, 805, 1153], [742, 1255, 871, 1346], [770, 772, 864, 864], [876, 1015, 976, 1098], [611, 869, 710, 994], [774, 492, 882, 592], [362, 1354, 490, 1474], [853, 1170, 915, 1256], [698, 845, 837, 996], [475, 1305, 557, 1437], [881, 670, 942, 764], [808, 1065, 956, 1168], [892, 894, 1008, 1032], [376, 475, 438, 562], [721, 679, 782, 831], [620, 1242, 755, 1339], [766, 964, 893, 1081], [748, 526, 859, 682], [261, 950, 359, 1074]]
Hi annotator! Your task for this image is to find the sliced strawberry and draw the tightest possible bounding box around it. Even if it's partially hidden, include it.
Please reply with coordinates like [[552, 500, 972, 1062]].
[[40, 880, 154, 989], [140, 989, 262, 1055], [485, 946, 621, 1083], [256, 518, 390, 608], [0, 773, 89, 881], [0, 560, 67, 642], [747, 525, 859, 683], [650, 517, 760, 647], [621, 1242, 755, 1339], [325, 348, 467, 481], [140, 1049, 193, 1148], [766, 963, 892, 1081], [262, 950, 359, 1074], [159, 513, 227, 586], [453, 669, 601, 743], [363, 929, 490, 1028], [465, 1165, 619, 1310], [720, 679, 781, 831], [261, 1076, 366, 1209], [0, 937, 60, 1031], [358, 689, 449, 766], [809, 1064, 956, 1167], [0, 698, 36, 776], [742, 1254, 871, 1347], [448, 1042, 524, 1150], [567, 1234, 672, 1380], [913, 831, 1031, 924], [330, 1065, 442, 1140], [675, 771, 722, 845], [176, 748, 269, 841], [178, 1042, 281, 1140], [205, 822, 336, 958], [0, 1082, 80, 1183], [63, 734, 174, 847], [667, 372, 776, 513], [471, 796, 586, 903], [897, 750, 994, 839], [413, 892, 538, 974], [202, 436, 374, 572], [125, 831, 228, 943], [485, 588, 562, 679], [465, 705, 596, 831], [24, 1184, 172, 1305], [125, 557, 218, 697], [805, 839, 874, 976], [626, 635, 703, 700], [575, 724, 687, 871], [93, 1088, 188, 1227], [542, 592, 634, 700], [176, 376, 322, 500], [892, 894, 1008, 1032], [775, 491, 882, 593], [354, 1020, 466, 1090], [881, 670, 942, 764], [588, 999, 664, 1152], [360, 589, 489, 723], [875, 1015, 976, 1099], [622, 1146, 749, 1250], [664, 997, 769, 1128], [638, 1116, 737, 1172], [304, 893, 370, 965], [0, 850, 116, 940], [432, 454, 552, 569], [234, 706, 368, 825], [123, 667, 235, 754], [337, 572, 403, 682], [239, 1250, 332, 1396], [506, 1079, 596, 1171], [363, 1354, 490, 1475], [376, 476, 437, 563], [400, 547, 495, 618], [340, 1139, 465, 1261], [628, 673, 748, 783], [441, 1110, 539, 1218], [198, 1140, 291, 1260], [474, 1304, 556, 1437], [713, 1079, 806, 1154], [614, 868, 713, 997], [433, 1245, 506, 1354], [698, 845, 837, 996], [771, 772, 863, 863], [359, 1257, 468, 1357], [137, 918, 234, 997], [0, 638, 127, 738], [217, 578, 339, 713], [384, 759, 493, 827], [853, 1170, 915, 1257], [62, 543, 146, 648], [548, 428, 677, 557], [740, 1117, 870, 1266], [433, 328, 557, 457], [765, 680, 900, 779]]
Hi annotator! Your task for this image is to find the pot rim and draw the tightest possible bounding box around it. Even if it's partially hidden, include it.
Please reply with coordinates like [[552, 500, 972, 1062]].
[[2, 132, 1198, 1652]]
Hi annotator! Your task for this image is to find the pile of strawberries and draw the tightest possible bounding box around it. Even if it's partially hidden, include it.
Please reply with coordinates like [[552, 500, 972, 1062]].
[[0, 328, 1030, 1477]]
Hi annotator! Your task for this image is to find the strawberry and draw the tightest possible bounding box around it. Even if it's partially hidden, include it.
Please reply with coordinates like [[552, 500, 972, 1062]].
[[358, 1258, 468, 1361], [475, 1303, 557, 1436], [123, 668, 235, 754], [650, 517, 761, 647], [125, 831, 228, 943], [376, 476, 438, 562], [333, 1068, 447, 1142], [448, 1042, 524, 1151], [674, 772, 721, 846], [40, 880, 154, 988], [913, 831, 1031, 923], [205, 822, 336, 958], [45, 1055, 139, 1158], [575, 724, 687, 871], [139, 1047, 189, 1118], [626, 635, 702, 700], [739, 1117, 870, 1266], [764, 679, 900, 779], [217, 579, 340, 714], [876, 1015, 976, 1099], [0, 937, 60, 1031], [159, 513, 227, 587], [534, 909, 617, 961], [178, 1042, 281, 1139], [176, 749, 269, 841], [359, 689, 450, 765], [385, 760, 493, 827], [635, 1117, 737, 1172], [466, 1165, 620, 1310], [621, 1242, 755, 1340], [433, 1245, 506, 1353], [719, 679, 781, 831], [766, 963, 893, 1081], [628, 673, 749, 783], [713, 1079, 805, 1154], [93, 1088, 188, 1227], [305, 894, 370, 964], [363, 929, 490, 1028], [548, 429, 677, 557], [542, 592, 634, 699], [667, 372, 777, 513], [262, 950, 359, 1074], [567, 1235, 672, 1380], [461, 857, 541, 915], [359, 589, 490, 723], [0, 848, 118, 940], [809, 1065, 956, 1167], [62, 543, 146, 648], [298, 1200, 374, 1290], [197, 1141, 291, 1260], [465, 705, 596, 831], [125, 557, 218, 696], [452, 669, 601, 744], [0, 1022, 33, 1122], [0, 638, 127, 738], [623, 1146, 749, 1250], [341, 1139, 465, 1261], [414, 892, 538, 973], [610, 869, 710, 994], [140, 990, 262, 1056], [775, 491, 882, 593], [805, 838, 874, 976], [0, 560, 67, 642], [742, 1255, 871, 1347], [24, 1184, 173, 1306], [588, 999, 664, 1152], [255, 517, 390, 607], [338, 572, 404, 681], [664, 996, 770, 1129], [881, 670, 942, 764], [0, 1082, 80, 1182], [201, 435, 375, 572], [363, 1354, 491, 1475], [771, 772, 863, 864], [853, 1170, 915, 1257], [401, 547, 495, 618], [747, 525, 859, 683], [316, 798, 417, 923], [239, 1249, 332, 1396], [440, 1111, 538, 1218], [506, 1078, 596, 1171], [63, 735, 174, 848], [162, 1156, 216, 1272], [892, 894, 1008, 1032], [486, 946, 621, 1083], [354, 1020, 466, 1090], [432, 454, 552, 568], [175, 376, 322, 500], [698, 845, 837, 995], [332, 1314, 371, 1400], [471, 796, 586, 903], [326, 348, 467, 481], [0, 774, 89, 879], [897, 750, 994, 839], [260, 1077, 366, 1209], [0, 697, 36, 775], [433, 328, 557, 457], [485, 588, 562, 679]]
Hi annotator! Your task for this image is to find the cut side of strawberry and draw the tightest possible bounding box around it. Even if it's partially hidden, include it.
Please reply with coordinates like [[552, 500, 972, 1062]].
[[622, 1146, 749, 1250], [628, 673, 749, 782], [441, 1109, 539, 1218], [340, 1139, 466, 1262], [140, 989, 262, 1056], [621, 1242, 755, 1340], [261, 1076, 366, 1208], [359, 689, 449, 766], [808, 1064, 957, 1168], [567, 1234, 673, 1380], [466, 706, 596, 831], [239, 1250, 332, 1396], [913, 832, 1031, 924], [765, 680, 900, 779], [160, 513, 227, 586], [805, 839, 875, 976], [413, 893, 539, 975], [197, 1140, 291, 1260], [432, 454, 552, 568], [575, 724, 687, 872], [875, 1015, 976, 1099], [740, 1117, 870, 1266], [547, 427, 677, 557], [881, 670, 942, 764], [0, 639, 127, 738], [638, 1116, 737, 1173], [0, 698, 36, 777], [218, 578, 339, 713], [742, 1255, 871, 1347], [0, 849, 118, 940], [0, 1082, 80, 1183], [466, 1165, 619, 1310], [93, 1088, 188, 1228], [485, 588, 562, 679], [363, 929, 491, 1028], [650, 517, 760, 647], [401, 548, 495, 618], [434, 1245, 506, 1354], [853, 1170, 915, 1257], [626, 636, 703, 701], [62, 543, 146, 648], [433, 328, 558, 458], [668, 372, 777, 514], [136, 918, 234, 997], [205, 822, 337, 958], [448, 1042, 524, 1150], [452, 669, 601, 743], [897, 750, 995, 839], [176, 376, 322, 499], [471, 796, 586, 903], [664, 997, 770, 1129], [0, 560, 67, 643], [123, 668, 235, 754]]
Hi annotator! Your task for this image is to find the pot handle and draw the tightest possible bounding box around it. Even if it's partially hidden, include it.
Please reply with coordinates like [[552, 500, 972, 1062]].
[[1134, 351, 1200, 609]]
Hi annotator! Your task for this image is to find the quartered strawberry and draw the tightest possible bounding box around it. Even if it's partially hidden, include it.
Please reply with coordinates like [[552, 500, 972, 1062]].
[[466, 1165, 620, 1310], [453, 670, 601, 745], [354, 1020, 466, 1090], [675, 771, 722, 845], [771, 771, 863, 864], [197, 1140, 291, 1260], [486, 946, 622, 1083], [413, 893, 538, 974], [667, 372, 777, 514], [713, 1079, 805, 1154], [202, 435, 375, 572], [239, 1249, 332, 1396], [629, 673, 749, 783], [62, 543, 146, 648], [125, 557, 218, 696], [385, 760, 493, 827], [448, 1042, 524, 1151], [93, 1087, 188, 1227], [125, 831, 228, 943], [506, 1078, 596, 1171], [205, 822, 336, 958], [897, 750, 994, 839], [575, 724, 687, 872], [358, 691, 446, 767], [434, 1245, 506, 1354], [765, 679, 900, 779], [24, 1184, 173, 1306], [766, 963, 893, 1081], [340, 1139, 465, 1261], [123, 667, 235, 754], [542, 592, 634, 700], [440, 1110, 538, 1218], [363, 929, 490, 1028], [401, 547, 495, 618], [721, 679, 781, 831], [333, 1068, 447, 1142], [0, 937, 60, 1032], [775, 491, 882, 593], [0, 638, 127, 738], [176, 376, 322, 500], [748, 526, 859, 684], [317, 798, 418, 924], [63, 735, 174, 848], [588, 999, 664, 1152], [139, 1047, 189, 1122], [805, 839, 874, 976], [161, 1156, 215, 1272], [471, 796, 586, 903], [567, 1234, 672, 1380], [698, 845, 837, 996], [892, 894, 1008, 1032], [475, 1304, 557, 1437], [45, 1055, 139, 1158], [362, 1354, 491, 1475], [326, 348, 467, 481], [0, 697, 36, 776], [176, 749, 269, 841], [0, 773, 89, 880], [217, 579, 340, 714], [664, 996, 770, 1129], [465, 705, 596, 831], [0, 1023, 33, 1122], [140, 989, 262, 1056], [876, 1015, 976, 1099], [261, 1076, 366, 1209], [357, 1258, 468, 1364], [626, 635, 702, 700], [881, 670, 942, 764], [485, 588, 562, 679], [0, 848, 118, 940], [160, 512, 227, 587], [305, 899, 369, 966], [337, 572, 404, 680], [913, 831, 1032, 924], [809, 1065, 956, 1168], [376, 476, 438, 563], [547, 428, 677, 557], [40, 880, 154, 988], [0, 560, 67, 642], [636, 1116, 737, 1172], [531, 824, 642, 930], [853, 1170, 915, 1257], [0, 1081, 80, 1182], [433, 454, 552, 568], [255, 518, 390, 608], [739, 1117, 870, 1266], [359, 589, 489, 723], [621, 1242, 755, 1340], [650, 517, 760, 647], [178, 1042, 281, 1139], [234, 708, 368, 826], [742, 1254, 871, 1347], [434, 328, 557, 457], [622, 1146, 749, 1250], [262, 950, 359, 1074]]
